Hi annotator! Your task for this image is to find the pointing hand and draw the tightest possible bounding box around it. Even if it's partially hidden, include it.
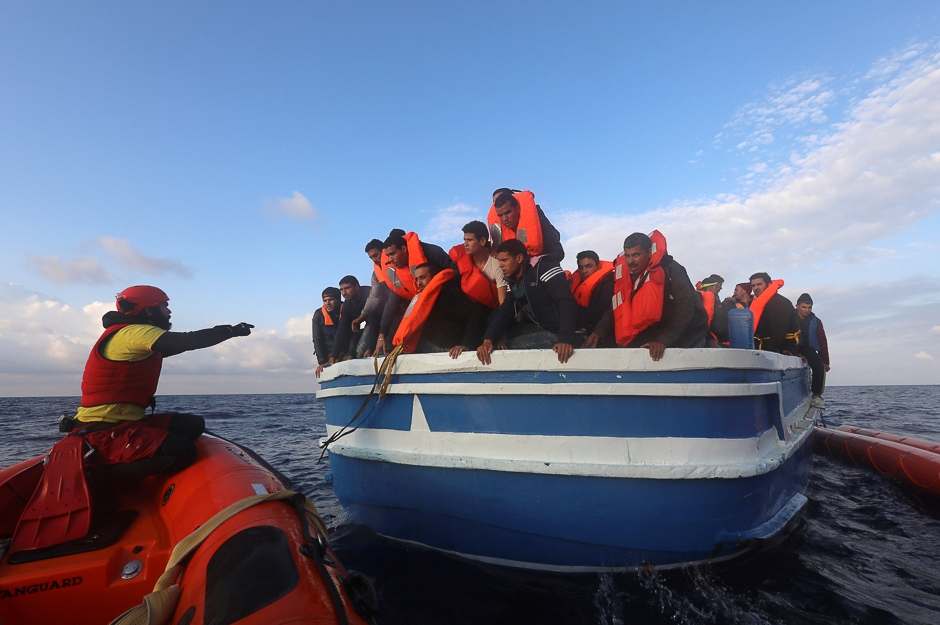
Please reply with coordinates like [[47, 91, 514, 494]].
[[231, 323, 254, 336]]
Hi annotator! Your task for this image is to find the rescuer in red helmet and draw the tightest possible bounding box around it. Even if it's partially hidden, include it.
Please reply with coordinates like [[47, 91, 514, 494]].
[[72, 285, 254, 490]]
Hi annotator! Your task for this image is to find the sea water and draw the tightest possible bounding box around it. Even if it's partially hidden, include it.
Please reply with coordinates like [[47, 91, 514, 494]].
[[2, 386, 939, 625]]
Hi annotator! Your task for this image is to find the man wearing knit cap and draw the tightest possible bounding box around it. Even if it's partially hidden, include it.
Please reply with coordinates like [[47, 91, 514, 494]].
[[796, 293, 830, 409], [313, 286, 342, 368]]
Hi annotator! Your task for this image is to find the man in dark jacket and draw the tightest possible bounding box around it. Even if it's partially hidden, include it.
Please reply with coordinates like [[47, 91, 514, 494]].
[[796, 293, 829, 408], [312, 286, 341, 366], [317, 275, 379, 377], [477, 239, 578, 364], [749, 273, 800, 354], [585, 233, 708, 360]]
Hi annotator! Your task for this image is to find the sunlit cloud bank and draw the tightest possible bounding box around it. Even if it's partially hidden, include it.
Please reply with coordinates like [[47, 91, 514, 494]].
[[555, 43, 940, 276], [26, 238, 194, 285], [0, 282, 318, 396]]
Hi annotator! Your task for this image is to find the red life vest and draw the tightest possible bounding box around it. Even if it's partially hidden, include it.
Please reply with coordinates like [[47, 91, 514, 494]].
[[383, 232, 428, 301], [749, 279, 784, 338], [81, 324, 163, 408], [487, 191, 544, 256], [612, 230, 668, 346], [449, 245, 499, 309], [392, 269, 456, 353], [569, 260, 614, 307]]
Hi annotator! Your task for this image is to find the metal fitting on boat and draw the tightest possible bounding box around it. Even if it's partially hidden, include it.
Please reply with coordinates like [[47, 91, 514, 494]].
[[121, 560, 143, 579]]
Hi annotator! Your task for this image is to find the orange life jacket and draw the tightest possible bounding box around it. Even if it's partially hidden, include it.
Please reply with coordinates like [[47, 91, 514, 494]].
[[320, 305, 335, 326], [383, 232, 428, 301], [612, 230, 668, 346], [569, 261, 614, 307], [487, 191, 544, 256], [392, 268, 456, 353], [373, 251, 392, 289], [449, 245, 499, 309], [698, 290, 715, 326], [748, 279, 784, 335]]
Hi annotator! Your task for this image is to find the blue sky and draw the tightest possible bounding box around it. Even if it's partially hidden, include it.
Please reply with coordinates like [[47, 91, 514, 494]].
[[3, 1, 940, 396]]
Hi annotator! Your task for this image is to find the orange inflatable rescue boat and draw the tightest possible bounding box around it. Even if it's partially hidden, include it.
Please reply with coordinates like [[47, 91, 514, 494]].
[[814, 424, 940, 499], [0, 433, 377, 625]]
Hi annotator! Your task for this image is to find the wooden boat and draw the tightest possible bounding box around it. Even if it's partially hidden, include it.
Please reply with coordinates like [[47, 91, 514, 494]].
[[0, 433, 377, 625], [318, 348, 816, 572], [814, 425, 940, 497]]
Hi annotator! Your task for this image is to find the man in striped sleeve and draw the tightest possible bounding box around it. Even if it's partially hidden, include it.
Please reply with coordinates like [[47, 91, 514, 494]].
[[477, 239, 579, 364]]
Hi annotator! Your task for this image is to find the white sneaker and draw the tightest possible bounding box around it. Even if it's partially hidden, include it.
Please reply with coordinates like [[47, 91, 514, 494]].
[[810, 396, 825, 410]]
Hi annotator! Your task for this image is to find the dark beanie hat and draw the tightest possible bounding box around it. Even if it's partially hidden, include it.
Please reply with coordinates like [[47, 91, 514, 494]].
[[322, 286, 341, 299], [736, 282, 752, 295], [797, 293, 813, 305]]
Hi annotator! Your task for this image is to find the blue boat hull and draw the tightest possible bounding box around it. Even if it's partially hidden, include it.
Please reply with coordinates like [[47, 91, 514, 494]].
[[319, 349, 815, 571]]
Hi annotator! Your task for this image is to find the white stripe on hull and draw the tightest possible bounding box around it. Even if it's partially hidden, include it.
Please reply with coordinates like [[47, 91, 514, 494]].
[[325, 401, 816, 479]]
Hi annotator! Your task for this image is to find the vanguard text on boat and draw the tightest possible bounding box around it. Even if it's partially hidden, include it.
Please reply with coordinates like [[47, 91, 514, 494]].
[[318, 348, 816, 572]]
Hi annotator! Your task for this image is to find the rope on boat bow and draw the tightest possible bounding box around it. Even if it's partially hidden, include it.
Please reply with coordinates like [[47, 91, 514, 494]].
[[317, 344, 404, 463]]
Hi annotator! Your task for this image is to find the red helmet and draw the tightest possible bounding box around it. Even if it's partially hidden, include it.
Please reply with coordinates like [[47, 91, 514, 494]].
[[115, 285, 169, 315]]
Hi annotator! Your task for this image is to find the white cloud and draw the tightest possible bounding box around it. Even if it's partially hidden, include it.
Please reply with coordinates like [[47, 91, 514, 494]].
[[557, 44, 940, 276], [26, 254, 115, 285], [423, 202, 479, 245], [94, 237, 194, 278], [26, 238, 194, 284], [915, 351, 935, 361], [264, 191, 319, 221], [0, 283, 103, 377], [724, 77, 836, 158], [931, 326, 940, 335]]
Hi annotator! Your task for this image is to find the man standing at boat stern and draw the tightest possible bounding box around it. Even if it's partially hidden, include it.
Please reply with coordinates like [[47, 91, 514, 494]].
[[584, 231, 708, 360], [75, 285, 253, 486], [477, 239, 578, 364], [796, 293, 830, 409]]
